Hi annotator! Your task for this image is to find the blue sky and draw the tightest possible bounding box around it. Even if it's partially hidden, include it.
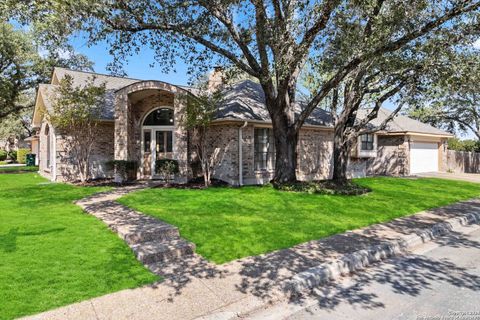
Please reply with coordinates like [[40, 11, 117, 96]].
[[70, 36, 192, 86]]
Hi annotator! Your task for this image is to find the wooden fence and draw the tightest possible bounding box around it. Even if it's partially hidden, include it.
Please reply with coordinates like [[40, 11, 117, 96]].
[[446, 150, 480, 173]]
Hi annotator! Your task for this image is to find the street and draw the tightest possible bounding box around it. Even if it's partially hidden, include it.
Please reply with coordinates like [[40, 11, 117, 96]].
[[248, 225, 480, 320]]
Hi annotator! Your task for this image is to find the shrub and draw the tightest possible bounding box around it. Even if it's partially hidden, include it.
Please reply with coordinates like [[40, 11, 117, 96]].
[[0, 150, 7, 161], [7, 150, 17, 161], [105, 160, 138, 183], [155, 159, 179, 183], [16, 148, 30, 164]]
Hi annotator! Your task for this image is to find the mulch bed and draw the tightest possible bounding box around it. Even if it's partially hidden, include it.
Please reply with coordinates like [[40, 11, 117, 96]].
[[274, 180, 371, 195], [153, 177, 230, 189]]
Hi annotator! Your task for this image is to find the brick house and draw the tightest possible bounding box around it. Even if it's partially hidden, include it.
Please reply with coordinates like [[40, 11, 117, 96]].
[[30, 68, 452, 184]]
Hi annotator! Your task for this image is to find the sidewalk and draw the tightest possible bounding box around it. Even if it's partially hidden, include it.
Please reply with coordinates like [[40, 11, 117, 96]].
[[23, 195, 480, 320]]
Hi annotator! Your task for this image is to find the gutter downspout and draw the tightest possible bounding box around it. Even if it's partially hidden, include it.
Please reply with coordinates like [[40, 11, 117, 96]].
[[238, 121, 248, 186]]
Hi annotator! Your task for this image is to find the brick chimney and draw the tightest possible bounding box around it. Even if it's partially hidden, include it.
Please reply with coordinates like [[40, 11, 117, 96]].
[[208, 66, 225, 92]]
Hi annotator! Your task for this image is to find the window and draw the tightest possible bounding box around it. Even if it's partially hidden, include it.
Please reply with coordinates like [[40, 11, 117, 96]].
[[360, 134, 374, 151], [45, 125, 51, 168], [254, 128, 275, 171], [143, 108, 174, 126], [156, 130, 173, 158], [144, 130, 151, 152]]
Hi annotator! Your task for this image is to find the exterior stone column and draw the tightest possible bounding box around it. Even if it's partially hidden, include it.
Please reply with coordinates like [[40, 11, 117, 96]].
[[402, 135, 411, 176], [115, 93, 129, 160], [174, 94, 189, 182]]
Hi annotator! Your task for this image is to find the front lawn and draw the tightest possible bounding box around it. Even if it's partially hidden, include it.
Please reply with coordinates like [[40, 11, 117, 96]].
[[118, 177, 480, 264], [0, 174, 158, 320]]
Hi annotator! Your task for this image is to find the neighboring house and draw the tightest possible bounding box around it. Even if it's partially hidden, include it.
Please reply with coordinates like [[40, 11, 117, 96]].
[[31, 67, 452, 183]]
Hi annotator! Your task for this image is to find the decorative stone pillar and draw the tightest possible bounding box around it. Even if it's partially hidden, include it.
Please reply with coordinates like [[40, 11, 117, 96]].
[[402, 135, 411, 176], [115, 93, 129, 161], [174, 93, 189, 182]]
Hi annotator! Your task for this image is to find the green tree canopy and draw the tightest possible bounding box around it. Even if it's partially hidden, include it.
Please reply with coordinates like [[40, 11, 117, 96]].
[[407, 51, 480, 140], [7, 0, 480, 182]]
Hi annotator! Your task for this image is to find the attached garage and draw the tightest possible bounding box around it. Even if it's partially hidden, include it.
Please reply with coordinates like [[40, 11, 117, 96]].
[[410, 142, 439, 174]]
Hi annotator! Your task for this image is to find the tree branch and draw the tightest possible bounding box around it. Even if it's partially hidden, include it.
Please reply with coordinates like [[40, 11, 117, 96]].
[[297, 1, 479, 131]]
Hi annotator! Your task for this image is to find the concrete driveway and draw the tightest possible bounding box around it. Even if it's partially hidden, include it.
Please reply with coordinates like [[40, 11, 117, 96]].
[[417, 172, 480, 184]]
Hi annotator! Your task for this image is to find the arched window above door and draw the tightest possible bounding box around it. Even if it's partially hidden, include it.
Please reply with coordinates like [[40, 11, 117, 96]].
[[143, 108, 174, 126]]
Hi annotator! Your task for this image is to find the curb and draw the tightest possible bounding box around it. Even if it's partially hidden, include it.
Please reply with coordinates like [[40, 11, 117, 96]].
[[282, 211, 480, 297]]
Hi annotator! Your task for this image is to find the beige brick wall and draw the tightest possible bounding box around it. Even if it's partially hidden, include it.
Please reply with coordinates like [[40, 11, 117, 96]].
[[205, 124, 240, 185], [365, 135, 410, 176], [54, 122, 115, 182], [38, 121, 53, 180], [297, 128, 333, 180], [205, 124, 334, 185]]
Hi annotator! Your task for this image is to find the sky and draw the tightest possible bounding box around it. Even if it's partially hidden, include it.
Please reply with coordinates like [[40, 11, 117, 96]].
[[69, 36, 192, 86]]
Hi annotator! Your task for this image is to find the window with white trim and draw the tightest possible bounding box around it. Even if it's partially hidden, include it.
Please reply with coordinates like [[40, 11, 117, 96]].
[[360, 134, 375, 151], [254, 128, 275, 171]]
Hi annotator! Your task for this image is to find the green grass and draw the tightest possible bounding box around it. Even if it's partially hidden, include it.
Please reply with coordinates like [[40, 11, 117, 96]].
[[118, 177, 480, 264], [0, 166, 39, 173], [0, 174, 158, 320]]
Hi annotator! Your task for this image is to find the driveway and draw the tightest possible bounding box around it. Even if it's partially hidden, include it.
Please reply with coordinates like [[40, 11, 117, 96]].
[[417, 171, 480, 184], [247, 225, 480, 320]]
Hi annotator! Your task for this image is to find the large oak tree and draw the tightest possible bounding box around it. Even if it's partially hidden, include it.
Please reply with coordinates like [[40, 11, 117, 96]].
[[408, 51, 480, 141], [8, 0, 480, 183], [304, 4, 479, 181]]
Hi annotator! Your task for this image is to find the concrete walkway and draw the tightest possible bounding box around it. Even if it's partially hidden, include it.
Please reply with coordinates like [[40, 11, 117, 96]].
[[417, 171, 480, 184], [23, 188, 480, 320]]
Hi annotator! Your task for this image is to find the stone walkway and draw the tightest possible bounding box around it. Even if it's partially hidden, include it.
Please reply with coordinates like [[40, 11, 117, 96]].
[[76, 184, 196, 267], [23, 187, 480, 320]]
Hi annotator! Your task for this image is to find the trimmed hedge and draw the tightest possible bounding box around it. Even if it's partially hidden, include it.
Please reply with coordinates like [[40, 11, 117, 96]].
[[0, 150, 7, 161], [16, 149, 30, 164]]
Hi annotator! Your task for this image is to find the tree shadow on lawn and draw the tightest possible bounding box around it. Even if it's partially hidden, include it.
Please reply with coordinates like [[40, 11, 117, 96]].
[[148, 198, 480, 312], [0, 227, 66, 253]]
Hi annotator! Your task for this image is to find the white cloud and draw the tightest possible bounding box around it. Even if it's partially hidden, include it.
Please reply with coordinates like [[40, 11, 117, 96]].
[[473, 39, 480, 49]]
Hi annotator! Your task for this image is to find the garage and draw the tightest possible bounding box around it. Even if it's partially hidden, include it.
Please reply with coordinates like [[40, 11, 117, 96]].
[[410, 142, 439, 174]]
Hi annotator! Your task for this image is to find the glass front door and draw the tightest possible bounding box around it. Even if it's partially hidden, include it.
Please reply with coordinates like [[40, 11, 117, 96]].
[[153, 130, 173, 175]]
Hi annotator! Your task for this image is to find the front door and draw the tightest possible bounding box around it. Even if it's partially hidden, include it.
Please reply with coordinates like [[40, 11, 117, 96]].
[[152, 130, 173, 176]]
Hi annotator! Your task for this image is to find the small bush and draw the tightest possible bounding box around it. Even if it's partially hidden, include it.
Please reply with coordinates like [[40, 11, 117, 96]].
[[16, 148, 30, 164], [105, 160, 138, 182], [7, 150, 17, 161], [0, 150, 7, 161], [155, 159, 179, 182], [274, 180, 371, 195]]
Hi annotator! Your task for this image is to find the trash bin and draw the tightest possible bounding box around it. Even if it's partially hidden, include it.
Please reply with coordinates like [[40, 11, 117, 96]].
[[26, 154, 36, 167]]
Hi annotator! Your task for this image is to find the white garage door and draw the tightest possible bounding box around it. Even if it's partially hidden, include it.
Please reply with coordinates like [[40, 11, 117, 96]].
[[410, 142, 439, 174]]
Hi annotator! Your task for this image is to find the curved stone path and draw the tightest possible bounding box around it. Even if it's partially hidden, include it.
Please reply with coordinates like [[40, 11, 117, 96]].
[[75, 183, 197, 272]]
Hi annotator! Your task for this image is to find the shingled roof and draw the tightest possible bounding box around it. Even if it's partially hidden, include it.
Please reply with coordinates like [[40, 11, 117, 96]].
[[216, 80, 332, 126], [357, 108, 451, 136], [34, 68, 451, 137]]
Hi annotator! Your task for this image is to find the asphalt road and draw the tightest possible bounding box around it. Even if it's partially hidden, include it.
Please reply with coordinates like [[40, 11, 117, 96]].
[[248, 226, 480, 320]]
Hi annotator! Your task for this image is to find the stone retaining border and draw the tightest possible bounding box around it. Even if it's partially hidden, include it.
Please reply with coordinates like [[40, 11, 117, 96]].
[[282, 212, 480, 298]]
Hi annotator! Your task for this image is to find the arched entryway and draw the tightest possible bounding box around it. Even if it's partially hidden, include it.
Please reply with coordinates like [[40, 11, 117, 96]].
[[141, 107, 175, 177], [114, 80, 192, 181]]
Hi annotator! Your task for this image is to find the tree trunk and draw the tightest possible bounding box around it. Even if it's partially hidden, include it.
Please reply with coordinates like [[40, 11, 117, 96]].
[[267, 99, 299, 184], [332, 125, 350, 183]]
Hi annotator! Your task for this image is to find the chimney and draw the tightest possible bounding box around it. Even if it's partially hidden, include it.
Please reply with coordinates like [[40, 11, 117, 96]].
[[208, 66, 225, 92]]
